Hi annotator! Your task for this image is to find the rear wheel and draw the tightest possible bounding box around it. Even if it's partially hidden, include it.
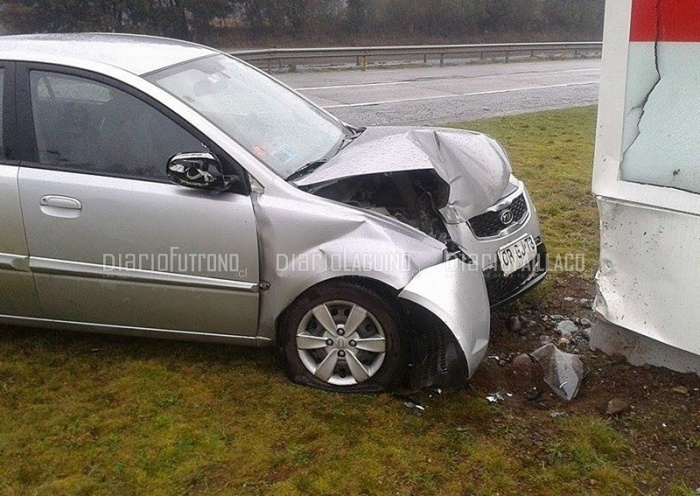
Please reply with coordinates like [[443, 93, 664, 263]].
[[280, 281, 403, 392]]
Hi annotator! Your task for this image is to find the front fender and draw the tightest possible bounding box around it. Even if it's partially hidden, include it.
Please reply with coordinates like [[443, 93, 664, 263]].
[[252, 190, 445, 340], [399, 259, 490, 379]]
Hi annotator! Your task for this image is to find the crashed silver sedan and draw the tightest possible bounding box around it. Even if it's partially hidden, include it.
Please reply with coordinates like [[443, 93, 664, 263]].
[[0, 34, 546, 391]]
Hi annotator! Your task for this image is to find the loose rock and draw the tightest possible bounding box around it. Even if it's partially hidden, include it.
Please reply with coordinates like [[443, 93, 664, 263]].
[[580, 318, 592, 327], [671, 385, 690, 396], [508, 316, 522, 332], [511, 353, 533, 370], [556, 320, 578, 336], [606, 398, 631, 415]]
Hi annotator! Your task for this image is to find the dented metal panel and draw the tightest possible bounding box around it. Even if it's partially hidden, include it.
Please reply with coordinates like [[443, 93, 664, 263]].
[[593, 0, 700, 361], [595, 198, 700, 356], [399, 259, 490, 377], [296, 126, 512, 221], [251, 184, 446, 339]]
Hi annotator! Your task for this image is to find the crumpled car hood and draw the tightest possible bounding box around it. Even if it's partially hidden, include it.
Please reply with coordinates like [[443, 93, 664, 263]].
[[295, 126, 512, 219]]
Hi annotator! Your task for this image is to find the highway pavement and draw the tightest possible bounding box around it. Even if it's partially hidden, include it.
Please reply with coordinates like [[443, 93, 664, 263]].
[[276, 58, 600, 126]]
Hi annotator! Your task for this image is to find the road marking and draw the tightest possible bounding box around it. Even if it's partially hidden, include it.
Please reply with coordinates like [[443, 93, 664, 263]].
[[561, 68, 601, 73], [296, 81, 410, 91], [296, 70, 599, 91], [321, 81, 598, 109]]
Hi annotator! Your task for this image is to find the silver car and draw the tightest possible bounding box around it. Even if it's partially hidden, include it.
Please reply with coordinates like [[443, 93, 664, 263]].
[[0, 34, 546, 392]]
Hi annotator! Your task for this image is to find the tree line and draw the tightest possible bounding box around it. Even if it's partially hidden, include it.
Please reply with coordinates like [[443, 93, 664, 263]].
[[0, 0, 605, 45]]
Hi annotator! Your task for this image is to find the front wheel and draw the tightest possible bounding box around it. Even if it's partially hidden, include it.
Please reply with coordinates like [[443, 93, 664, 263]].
[[280, 281, 404, 392]]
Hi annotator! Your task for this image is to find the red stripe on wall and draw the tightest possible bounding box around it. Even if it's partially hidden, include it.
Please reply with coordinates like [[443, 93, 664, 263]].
[[631, 0, 700, 42]]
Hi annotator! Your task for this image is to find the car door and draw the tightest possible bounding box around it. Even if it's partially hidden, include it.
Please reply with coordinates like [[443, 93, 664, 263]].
[[15, 64, 260, 337], [0, 62, 44, 319]]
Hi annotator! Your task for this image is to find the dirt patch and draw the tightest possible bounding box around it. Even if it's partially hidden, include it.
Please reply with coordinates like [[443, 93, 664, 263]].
[[469, 277, 700, 494]]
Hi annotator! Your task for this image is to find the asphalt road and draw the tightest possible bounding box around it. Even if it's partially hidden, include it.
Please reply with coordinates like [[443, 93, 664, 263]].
[[276, 58, 600, 126]]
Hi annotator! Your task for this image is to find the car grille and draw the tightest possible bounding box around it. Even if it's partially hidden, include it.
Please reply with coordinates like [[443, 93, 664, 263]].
[[468, 193, 528, 238]]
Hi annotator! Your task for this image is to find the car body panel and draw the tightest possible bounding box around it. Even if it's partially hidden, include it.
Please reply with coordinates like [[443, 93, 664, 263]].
[[296, 126, 512, 221], [250, 184, 446, 338], [0, 165, 43, 317], [399, 259, 491, 378], [18, 167, 260, 334], [296, 127, 546, 307], [0, 33, 213, 76]]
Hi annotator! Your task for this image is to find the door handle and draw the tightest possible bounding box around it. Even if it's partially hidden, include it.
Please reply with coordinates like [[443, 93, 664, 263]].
[[40, 195, 82, 210], [39, 195, 83, 219]]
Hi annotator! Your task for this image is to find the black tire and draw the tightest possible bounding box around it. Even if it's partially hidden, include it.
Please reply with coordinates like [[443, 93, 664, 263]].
[[279, 280, 404, 392]]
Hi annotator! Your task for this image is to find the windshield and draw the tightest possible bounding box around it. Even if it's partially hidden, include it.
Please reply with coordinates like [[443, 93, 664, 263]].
[[147, 54, 348, 179]]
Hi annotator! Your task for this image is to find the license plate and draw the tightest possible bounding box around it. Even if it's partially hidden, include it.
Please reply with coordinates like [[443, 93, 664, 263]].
[[498, 235, 537, 276]]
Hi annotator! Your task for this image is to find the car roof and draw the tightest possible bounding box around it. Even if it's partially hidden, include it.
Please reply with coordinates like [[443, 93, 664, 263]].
[[0, 33, 218, 75]]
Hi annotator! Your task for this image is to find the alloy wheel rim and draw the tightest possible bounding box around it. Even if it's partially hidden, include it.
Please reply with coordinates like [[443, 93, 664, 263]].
[[296, 300, 387, 386]]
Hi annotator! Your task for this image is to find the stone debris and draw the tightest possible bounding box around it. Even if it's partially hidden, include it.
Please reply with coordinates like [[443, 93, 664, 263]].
[[508, 315, 522, 332], [511, 353, 533, 370], [606, 398, 631, 415], [671, 385, 690, 396], [556, 320, 579, 336]]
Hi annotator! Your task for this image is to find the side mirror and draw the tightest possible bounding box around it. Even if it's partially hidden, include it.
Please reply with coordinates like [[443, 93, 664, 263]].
[[167, 152, 236, 191]]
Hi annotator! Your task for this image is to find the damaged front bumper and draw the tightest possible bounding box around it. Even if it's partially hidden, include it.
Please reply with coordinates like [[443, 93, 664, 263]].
[[446, 181, 547, 308], [484, 240, 548, 308], [398, 258, 491, 389]]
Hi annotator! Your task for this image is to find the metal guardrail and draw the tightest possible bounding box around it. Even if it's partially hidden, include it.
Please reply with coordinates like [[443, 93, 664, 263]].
[[231, 41, 602, 72]]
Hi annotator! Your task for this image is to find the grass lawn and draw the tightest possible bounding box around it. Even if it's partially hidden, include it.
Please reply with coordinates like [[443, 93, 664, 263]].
[[1, 106, 696, 495]]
